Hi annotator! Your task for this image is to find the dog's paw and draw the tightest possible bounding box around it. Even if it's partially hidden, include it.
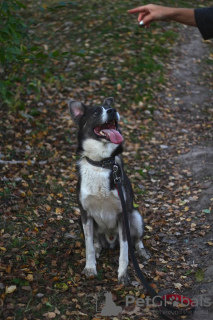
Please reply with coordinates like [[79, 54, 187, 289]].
[[82, 267, 97, 278], [137, 248, 151, 260], [95, 249, 101, 259], [118, 272, 131, 286], [94, 244, 102, 259]]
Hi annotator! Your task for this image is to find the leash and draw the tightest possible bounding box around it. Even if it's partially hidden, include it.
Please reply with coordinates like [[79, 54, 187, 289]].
[[112, 163, 195, 320], [84, 155, 195, 318]]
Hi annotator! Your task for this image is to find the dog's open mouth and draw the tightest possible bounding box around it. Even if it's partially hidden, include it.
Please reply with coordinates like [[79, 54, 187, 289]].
[[94, 119, 123, 144]]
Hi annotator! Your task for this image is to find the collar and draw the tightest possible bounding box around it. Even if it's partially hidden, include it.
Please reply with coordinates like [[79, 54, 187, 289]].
[[85, 156, 116, 169]]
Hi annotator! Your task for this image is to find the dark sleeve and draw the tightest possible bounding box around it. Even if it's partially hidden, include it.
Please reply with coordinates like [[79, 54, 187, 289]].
[[194, 7, 213, 40]]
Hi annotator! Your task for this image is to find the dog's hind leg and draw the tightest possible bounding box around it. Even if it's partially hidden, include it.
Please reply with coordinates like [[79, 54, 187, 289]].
[[118, 218, 131, 286], [131, 210, 151, 260], [94, 236, 102, 259], [82, 216, 97, 277], [94, 241, 102, 259], [93, 228, 103, 258], [135, 239, 151, 260]]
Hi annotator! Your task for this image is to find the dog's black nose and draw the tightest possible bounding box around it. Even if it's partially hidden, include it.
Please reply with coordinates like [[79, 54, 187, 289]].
[[107, 108, 116, 114]]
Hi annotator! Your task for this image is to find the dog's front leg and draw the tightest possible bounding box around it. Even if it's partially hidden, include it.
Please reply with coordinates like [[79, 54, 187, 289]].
[[82, 216, 97, 277], [118, 218, 130, 285]]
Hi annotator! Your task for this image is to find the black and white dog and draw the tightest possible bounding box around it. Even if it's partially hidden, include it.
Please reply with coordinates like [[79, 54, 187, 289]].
[[69, 97, 149, 285]]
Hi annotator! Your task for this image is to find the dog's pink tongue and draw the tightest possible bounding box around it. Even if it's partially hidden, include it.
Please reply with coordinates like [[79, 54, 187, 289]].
[[102, 129, 123, 144]]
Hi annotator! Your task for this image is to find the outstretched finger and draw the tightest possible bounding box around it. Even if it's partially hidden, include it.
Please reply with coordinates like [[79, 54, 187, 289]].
[[127, 6, 147, 14]]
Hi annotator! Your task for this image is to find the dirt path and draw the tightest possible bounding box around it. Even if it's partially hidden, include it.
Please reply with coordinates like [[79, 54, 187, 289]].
[[160, 26, 213, 320]]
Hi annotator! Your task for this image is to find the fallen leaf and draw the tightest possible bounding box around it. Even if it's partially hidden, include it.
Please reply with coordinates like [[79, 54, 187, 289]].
[[145, 225, 153, 231], [195, 269, 205, 282], [43, 312, 56, 319], [174, 283, 182, 290], [54, 282, 68, 291], [26, 274, 33, 282], [5, 285, 17, 294], [203, 209, 210, 214]]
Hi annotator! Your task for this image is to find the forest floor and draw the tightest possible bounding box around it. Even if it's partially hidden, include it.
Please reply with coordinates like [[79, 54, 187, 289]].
[[0, 1, 212, 319]]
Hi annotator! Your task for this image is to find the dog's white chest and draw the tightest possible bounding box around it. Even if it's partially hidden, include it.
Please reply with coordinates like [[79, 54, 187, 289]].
[[79, 161, 121, 230]]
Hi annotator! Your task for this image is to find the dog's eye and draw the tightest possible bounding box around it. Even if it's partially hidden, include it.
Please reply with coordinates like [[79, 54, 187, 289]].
[[93, 107, 102, 115]]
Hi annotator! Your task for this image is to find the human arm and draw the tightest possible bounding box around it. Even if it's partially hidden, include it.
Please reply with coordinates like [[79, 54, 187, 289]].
[[194, 7, 213, 40], [128, 4, 196, 27]]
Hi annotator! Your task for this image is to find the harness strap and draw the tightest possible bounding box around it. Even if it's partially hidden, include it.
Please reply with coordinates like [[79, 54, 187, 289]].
[[85, 156, 116, 169]]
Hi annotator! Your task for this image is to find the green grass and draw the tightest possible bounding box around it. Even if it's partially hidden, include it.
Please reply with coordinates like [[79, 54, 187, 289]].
[[6, 0, 181, 110]]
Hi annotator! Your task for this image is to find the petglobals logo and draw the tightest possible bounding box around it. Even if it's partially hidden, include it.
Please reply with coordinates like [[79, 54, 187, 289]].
[[94, 291, 211, 318], [125, 294, 211, 309], [95, 291, 122, 318]]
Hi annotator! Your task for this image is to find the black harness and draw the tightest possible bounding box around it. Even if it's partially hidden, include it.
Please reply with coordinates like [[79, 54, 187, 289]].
[[85, 156, 117, 169], [85, 156, 195, 319]]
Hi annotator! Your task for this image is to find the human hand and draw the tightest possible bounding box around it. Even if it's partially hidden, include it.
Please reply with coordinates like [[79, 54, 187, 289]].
[[128, 4, 171, 27]]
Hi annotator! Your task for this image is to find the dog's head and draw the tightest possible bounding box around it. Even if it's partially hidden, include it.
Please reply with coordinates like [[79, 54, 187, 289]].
[[68, 97, 123, 159]]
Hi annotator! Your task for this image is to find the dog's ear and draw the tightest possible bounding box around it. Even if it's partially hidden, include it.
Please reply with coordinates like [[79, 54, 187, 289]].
[[68, 100, 86, 124], [103, 97, 114, 107]]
